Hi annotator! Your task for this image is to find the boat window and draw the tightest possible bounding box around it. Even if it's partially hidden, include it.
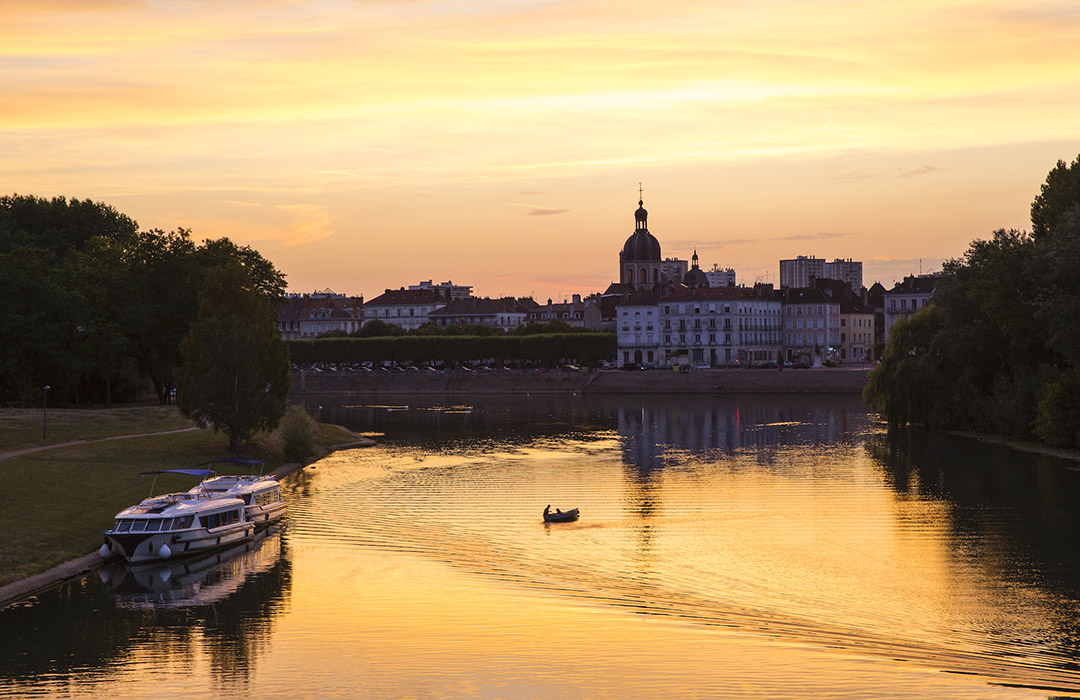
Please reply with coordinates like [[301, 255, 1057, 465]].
[[131, 520, 148, 532], [116, 519, 132, 533], [178, 516, 194, 529], [146, 519, 162, 532], [158, 518, 173, 531]]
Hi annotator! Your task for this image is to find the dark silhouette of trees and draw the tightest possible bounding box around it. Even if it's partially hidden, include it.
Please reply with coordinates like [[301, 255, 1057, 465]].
[[0, 195, 286, 406], [867, 155, 1080, 446], [176, 264, 291, 451]]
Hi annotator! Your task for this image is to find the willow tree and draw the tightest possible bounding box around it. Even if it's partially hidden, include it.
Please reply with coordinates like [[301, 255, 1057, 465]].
[[177, 264, 291, 450]]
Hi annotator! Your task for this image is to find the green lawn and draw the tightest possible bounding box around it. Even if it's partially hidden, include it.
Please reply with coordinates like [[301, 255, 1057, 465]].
[[0, 405, 194, 452], [0, 408, 359, 588]]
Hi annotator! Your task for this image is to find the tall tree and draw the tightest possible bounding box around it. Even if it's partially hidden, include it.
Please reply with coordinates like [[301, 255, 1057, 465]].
[[1031, 154, 1080, 239], [176, 264, 291, 451], [867, 155, 1080, 445]]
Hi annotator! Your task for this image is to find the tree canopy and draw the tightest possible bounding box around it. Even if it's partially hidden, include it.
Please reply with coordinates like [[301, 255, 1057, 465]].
[[176, 264, 291, 451], [866, 155, 1080, 447], [0, 195, 286, 407]]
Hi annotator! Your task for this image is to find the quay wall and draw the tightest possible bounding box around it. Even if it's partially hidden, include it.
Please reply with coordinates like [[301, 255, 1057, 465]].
[[291, 366, 871, 395]]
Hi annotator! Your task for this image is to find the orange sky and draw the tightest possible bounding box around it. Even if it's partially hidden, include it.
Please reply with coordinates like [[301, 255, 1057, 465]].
[[3, 0, 1079, 299]]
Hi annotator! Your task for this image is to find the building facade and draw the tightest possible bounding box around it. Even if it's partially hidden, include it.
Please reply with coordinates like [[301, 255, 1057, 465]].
[[362, 288, 447, 331], [704, 263, 736, 287], [823, 258, 863, 290], [781, 288, 840, 365], [427, 297, 537, 331], [780, 255, 863, 290], [617, 286, 782, 368], [277, 291, 364, 339], [408, 280, 473, 300]]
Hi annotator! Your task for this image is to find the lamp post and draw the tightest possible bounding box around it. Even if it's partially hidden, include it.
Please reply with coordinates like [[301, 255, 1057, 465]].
[[43, 385, 50, 440]]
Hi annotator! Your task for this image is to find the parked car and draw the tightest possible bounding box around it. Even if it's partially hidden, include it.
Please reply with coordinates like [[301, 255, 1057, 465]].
[[620, 362, 646, 371]]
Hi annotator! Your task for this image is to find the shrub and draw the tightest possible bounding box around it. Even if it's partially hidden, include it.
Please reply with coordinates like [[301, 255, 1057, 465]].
[[279, 405, 320, 463]]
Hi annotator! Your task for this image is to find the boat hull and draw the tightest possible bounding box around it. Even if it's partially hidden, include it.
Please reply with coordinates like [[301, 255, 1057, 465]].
[[105, 521, 256, 563], [543, 508, 579, 523], [247, 501, 287, 528]]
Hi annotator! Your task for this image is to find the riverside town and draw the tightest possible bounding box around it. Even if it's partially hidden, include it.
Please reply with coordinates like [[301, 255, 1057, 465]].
[[5, 153, 1080, 700]]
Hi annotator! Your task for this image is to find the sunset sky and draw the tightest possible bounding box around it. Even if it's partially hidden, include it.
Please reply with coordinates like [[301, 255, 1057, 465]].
[[4, 0, 1080, 300]]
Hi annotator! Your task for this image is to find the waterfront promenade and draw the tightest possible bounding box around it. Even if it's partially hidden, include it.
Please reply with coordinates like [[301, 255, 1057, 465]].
[[291, 366, 872, 395]]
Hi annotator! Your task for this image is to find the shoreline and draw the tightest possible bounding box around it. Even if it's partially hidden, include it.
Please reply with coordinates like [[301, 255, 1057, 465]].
[[292, 366, 873, 395], [0, 427, 374, 610], [947, 429, 1080, 463]]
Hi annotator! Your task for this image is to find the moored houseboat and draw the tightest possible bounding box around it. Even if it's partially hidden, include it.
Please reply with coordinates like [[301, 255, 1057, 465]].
[[101, 489, 255, 563], [191, 459, 287, 528]]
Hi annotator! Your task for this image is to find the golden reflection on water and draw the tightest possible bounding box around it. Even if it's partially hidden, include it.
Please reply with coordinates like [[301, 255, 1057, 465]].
[[5, 397, 1079, 700], [273, 430, 1079, 699]]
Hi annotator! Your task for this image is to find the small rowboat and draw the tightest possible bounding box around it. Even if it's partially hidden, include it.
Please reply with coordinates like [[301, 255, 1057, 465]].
[[543, 507, 579, 523]]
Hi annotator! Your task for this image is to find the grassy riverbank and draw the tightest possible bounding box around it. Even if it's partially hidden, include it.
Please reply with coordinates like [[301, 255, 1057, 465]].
[[0, 406, 353, 589], [0, 405, 193, 452]]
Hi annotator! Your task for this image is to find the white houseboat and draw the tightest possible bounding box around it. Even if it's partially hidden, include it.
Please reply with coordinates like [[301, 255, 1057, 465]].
[[102, 476, 255, 563], [191, 459, 287, 528]]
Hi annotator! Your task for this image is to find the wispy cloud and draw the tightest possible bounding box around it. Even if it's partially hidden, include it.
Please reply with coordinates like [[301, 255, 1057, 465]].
[[837, 164, 943, 182], [668, 231, 846, 250], [509, 202, 570, 216], [897, 164, 943, 178]]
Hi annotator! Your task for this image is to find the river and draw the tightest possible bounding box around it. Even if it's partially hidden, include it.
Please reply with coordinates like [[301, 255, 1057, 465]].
[[3, 394, 1079, 699]]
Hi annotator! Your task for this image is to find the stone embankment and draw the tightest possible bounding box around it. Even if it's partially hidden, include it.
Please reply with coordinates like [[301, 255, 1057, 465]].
[[292, 366, 871, 395]]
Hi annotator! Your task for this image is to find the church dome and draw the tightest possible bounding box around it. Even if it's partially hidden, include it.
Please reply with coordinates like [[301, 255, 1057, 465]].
[[621, 199, 661, 262], [683, 266, 709, 287], [683, 249, 708, 286], [622, 231, 661, 262]]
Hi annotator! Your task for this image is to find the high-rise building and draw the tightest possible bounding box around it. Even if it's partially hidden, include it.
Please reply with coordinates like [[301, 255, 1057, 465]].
[[780, 255, 862, 290], [779, 255, 825, 288], [704, 263, 736, 287], [823, 258, 863, 290]]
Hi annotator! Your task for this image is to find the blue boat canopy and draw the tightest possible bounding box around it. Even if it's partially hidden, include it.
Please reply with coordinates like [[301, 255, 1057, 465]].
[[139, 468, 216, 478]]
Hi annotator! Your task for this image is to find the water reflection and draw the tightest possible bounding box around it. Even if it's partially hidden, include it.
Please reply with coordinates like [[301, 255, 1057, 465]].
[[304, 392, 874, 455], [7, 395, 1080, 698], [0, 527, 291, 694], [869, 428, 1080, 676]]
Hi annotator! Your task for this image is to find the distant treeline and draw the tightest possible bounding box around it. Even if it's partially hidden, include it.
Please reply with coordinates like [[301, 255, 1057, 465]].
[[288, 332, 616, 367], [865, 155, 1080, 448]]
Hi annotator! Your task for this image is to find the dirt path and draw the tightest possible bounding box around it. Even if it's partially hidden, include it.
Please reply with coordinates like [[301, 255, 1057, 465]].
[[0, 426, 200, 463]]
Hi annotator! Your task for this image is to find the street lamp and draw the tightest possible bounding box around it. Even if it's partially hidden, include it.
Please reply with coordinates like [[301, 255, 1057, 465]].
[[43, 385, 50, 440]]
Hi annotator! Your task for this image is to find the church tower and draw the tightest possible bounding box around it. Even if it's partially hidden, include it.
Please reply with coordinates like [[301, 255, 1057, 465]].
[[619, 194, 664, 291]]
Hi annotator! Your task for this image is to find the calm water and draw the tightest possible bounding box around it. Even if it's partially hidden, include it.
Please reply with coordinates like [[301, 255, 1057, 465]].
[[4, 394, 1080, 699]]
